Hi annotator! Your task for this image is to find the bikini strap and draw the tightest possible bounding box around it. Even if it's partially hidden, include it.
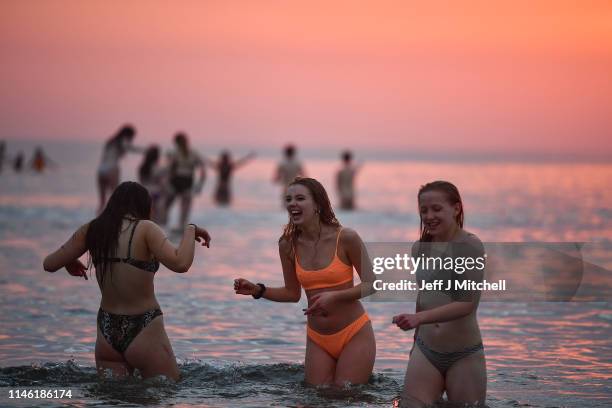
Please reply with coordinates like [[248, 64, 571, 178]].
[[126, 220, 140, 259], [334, 227, 343, 257]]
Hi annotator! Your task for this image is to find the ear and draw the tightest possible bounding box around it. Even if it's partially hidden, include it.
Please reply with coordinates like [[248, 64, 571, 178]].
[[453, 202, 461, 217]]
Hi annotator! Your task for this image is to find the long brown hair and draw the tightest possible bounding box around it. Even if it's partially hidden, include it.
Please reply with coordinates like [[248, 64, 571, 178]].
[[86, 181, 152, 285], [418, 180, 464, 242], [280, 177, 341, 256]]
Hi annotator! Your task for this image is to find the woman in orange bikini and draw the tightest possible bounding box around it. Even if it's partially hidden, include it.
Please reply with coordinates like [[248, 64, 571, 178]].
[[234, 177, 376, 386]]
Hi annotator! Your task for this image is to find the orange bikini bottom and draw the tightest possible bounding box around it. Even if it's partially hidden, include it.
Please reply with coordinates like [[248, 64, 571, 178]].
[[307, 313, 370, 359]]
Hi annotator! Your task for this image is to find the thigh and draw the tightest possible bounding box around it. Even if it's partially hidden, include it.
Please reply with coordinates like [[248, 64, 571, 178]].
[[95, 328, 133, 377], [402, 344, 444, 406], [123, 316, 180, 381], [445, 348, 487, 405], [334, 321, 375, 386], [305, 336, 336, 386], [180, 192, 193, 206]]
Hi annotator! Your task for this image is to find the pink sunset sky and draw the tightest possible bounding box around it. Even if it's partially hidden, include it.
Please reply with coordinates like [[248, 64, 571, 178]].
[[1, 1, 611, 159]]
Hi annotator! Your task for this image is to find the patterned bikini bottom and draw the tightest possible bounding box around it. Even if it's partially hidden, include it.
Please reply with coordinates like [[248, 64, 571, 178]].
[[97, 307, 163, 353]]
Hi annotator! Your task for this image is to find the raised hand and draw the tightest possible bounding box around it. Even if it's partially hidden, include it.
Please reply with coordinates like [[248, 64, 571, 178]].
[[234, 278, 258, 296], [194, 226, 211, 248]]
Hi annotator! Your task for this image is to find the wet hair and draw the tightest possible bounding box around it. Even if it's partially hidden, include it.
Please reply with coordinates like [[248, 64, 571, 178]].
[[106, 125, 136, 156], [86, 181, 152, 285], [342, 150, 352, 163], [280, 177, 341, 256], [138, 145, 160, 183], [284, 144, 296, 158], [417, 181, 464, 242], [174, 132, 188, 155]]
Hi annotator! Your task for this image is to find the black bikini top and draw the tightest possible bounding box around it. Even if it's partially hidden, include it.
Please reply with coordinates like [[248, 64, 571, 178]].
[[101, 220, 160, 273]]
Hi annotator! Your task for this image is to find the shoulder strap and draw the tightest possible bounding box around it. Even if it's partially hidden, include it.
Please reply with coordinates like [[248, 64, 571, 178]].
[[334, 227, 343, 257], [126, 220, 140, 259]]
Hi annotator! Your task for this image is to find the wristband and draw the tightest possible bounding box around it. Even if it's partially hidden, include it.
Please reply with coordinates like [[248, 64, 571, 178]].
[[252, 283, 266, 299], [187, 223, 197, 229]]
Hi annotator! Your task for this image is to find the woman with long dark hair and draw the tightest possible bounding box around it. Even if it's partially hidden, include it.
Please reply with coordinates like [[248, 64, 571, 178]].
[[234, 177, 376, 385], [138, 145, 167, 223], [44, 181, 211, 380], [97, 125, 141, 213], [393, 181, 486, 406]]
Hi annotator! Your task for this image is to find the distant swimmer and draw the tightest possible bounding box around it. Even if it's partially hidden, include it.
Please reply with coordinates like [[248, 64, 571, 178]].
[[138, 145, 167, 223], [29, 146, 57, 173], [13, 151, 24, 172], [273, 145, 305, 202], [336, 150, 362, 210], [235, 177, 376, 386], [96, 125, 141, 214], [206, 150, 255, 206], [0, 141, 5, 173], [165, 132, 206, 230], [43, 181, 211, 381]]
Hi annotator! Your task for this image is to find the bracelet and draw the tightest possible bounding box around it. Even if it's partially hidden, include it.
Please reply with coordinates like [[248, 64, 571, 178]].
[[252, 283, 266, 299], [187, 223, 197, 229]]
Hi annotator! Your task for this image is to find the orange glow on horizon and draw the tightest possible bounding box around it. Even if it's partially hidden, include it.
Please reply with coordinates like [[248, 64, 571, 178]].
[[1, 1, 611, 159]]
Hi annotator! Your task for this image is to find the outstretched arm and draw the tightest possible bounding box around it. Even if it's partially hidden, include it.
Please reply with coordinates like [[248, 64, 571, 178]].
[[203, 157, 218, 170], [234, 239, 301, 302], [145, 221, 210, 273], [234, 152, 256, 169]]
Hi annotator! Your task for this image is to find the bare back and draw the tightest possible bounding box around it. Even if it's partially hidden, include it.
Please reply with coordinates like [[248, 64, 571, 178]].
[[97, 220, 160, 314]]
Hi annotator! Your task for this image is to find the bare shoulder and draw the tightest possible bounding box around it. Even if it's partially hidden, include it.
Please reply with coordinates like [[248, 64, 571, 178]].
[[74, 222, 90, 241], [77, 222, 90, 234], [339, 227, 361, 247], [457, 230, 485, 254], [140, 219, 163, 235]]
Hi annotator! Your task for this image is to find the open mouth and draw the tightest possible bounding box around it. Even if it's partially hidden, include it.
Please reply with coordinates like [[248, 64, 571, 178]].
[[289, 209, 303, 220]]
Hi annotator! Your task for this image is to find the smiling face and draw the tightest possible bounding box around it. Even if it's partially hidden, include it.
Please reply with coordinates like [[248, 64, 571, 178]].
[[418, 190, 461, 241], [286, 183, 318, 226]]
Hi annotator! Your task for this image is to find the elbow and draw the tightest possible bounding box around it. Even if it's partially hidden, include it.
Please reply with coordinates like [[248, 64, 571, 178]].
[[290, 291, 301, 303], [174, 260, 193, 273], [43, 260, 58, 273]]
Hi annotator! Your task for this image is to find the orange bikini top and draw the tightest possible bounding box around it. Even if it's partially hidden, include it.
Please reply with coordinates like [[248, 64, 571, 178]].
[[295, 228, 354, 290]]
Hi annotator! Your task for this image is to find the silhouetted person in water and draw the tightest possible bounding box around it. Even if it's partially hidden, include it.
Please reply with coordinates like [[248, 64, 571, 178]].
[[206, 151, 255, 206], [273, 144, 305, 204], [13, 151, 24, 172], [336, 150, 361, 210], [138, 145, 168, 223], [0, 141, 5, 173], [29, 147, 56, 173], [97, 125, 141, 213], [165, 132, 206, 230]]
